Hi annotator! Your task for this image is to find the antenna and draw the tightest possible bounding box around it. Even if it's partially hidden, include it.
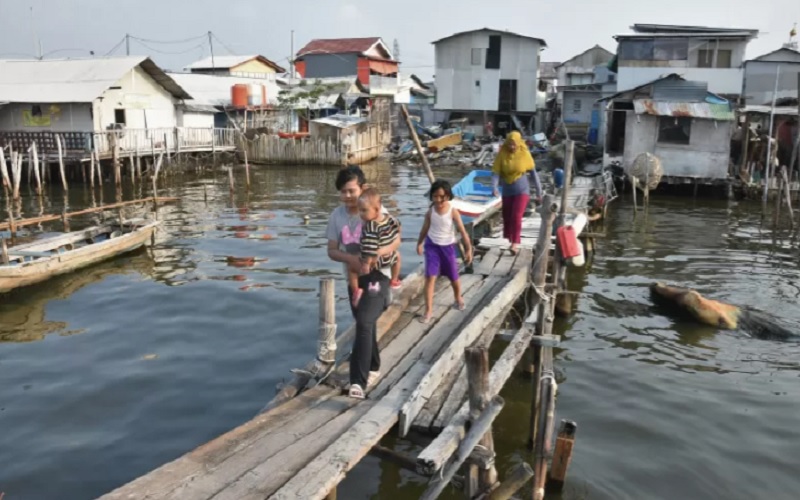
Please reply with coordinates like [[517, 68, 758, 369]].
[[208, 31, 215, 71], [393, 38, 400, 62], [30, 6, 42, 59]]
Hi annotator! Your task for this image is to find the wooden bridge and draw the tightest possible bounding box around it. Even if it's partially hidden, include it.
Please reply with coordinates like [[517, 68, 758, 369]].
[[100, 145, 609, 500]]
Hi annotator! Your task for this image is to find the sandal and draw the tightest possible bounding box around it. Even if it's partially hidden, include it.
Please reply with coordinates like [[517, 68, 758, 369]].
[[454, 300, 466, 311], [368, 371, 381, 387], [418, 313, 432, 325], [348, 384, 365, 399]]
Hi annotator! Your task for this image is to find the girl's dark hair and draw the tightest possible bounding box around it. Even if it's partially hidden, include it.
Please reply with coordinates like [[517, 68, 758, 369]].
[[429, 179, 454, 201], [335, 165, 366, 190]]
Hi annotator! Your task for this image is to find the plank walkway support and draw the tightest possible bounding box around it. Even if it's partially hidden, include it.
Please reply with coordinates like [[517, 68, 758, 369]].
[[29, 142, 41, 196], [55, 135, 68, 192], [486, 463, 534, 500], [546, 420, 577, 493], [464, 347, 498, 497], [0, 146, 10, 197]]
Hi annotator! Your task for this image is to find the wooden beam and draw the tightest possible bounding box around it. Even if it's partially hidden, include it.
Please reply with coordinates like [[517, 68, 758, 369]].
[[416, 308, 538, 476], [419, 396, 504, 500], [400, 104, 435, 184], [465, 347, 497, 496], [486, 463, 534, 500], [546, 420, 577, 493], [398, 268, 528, 437]]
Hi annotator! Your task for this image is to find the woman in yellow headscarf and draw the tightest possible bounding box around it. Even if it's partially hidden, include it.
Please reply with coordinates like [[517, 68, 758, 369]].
[[492, 131, 543, 254]]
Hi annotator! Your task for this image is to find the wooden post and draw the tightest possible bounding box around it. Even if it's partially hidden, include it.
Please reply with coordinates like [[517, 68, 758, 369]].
[[151, 136, 156, 161], [30, 142, 41, 196], [488, 463, 534, 500], [630, 175, 638, 212], [244, 147, 251, 189], [90, 150, 96, 188], [546, 420, 577, 493], [782, 166, 794, 225], [61, 211, 70, 232], [317, 278, 336, 364], [228, 167, 235, 194], [56, 135, 68, 192], [465, 347, 498, 497], [112, 133, 121, 187], [0, 146, 9, 197], [211, 127, 217, 159], [400, 104, 435, 185], [11, 150, 22, 201], [129, 152, 136, 185], [1, 238, 8, 265], [740, 117, 751, 180], [164, 132, 172, 163], [174, 127, 181, 162]]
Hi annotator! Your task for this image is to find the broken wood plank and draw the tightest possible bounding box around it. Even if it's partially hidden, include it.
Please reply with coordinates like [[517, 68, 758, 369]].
[[473, 248, 501, 276], [416, 309, 538, 476], [398, 268, 527, 437]]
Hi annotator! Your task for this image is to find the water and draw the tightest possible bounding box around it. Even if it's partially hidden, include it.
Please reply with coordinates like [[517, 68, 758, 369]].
[[2, 165, 800, 500]]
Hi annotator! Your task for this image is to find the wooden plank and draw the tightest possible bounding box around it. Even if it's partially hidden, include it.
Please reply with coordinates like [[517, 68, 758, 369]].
[[398, 268, 528, 437], [417, 309, 538, 475], [266, 274, 495, 499], [473, 248, 501, 276], [216, 276, 490, 500]]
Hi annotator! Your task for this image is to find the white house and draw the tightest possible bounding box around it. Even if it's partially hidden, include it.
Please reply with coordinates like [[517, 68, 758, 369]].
[[0, 56, 190, 134], [432, 28, 547, 134], [555, 45, 614, 104], [742, 46, 800, 105], [614, 24, 759, 98]]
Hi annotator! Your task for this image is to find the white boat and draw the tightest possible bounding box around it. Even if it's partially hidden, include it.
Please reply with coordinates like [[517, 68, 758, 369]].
[[451, 169, 502, 223]]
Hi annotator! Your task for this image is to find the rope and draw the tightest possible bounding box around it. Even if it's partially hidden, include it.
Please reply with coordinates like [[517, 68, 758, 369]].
[[316, 322, 337, 364]]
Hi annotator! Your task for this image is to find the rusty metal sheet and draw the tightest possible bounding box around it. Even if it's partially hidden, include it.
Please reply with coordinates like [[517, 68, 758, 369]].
[[634, 99, 734, 120]]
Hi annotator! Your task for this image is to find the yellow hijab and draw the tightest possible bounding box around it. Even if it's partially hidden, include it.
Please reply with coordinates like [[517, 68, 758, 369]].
[[492, 131, 535, 184]]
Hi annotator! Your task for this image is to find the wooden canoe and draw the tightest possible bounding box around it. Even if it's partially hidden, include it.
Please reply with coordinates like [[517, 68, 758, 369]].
[[0, 220, 160, 294]]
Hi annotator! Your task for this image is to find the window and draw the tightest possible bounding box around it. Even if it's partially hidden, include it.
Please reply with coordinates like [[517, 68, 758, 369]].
[[114, 109, 126, 125], [498, 79, 517, 112], [568, 74, 593, 85], [486, 35, 501, 69], [31, 105, 42, 117], [653, 39, 688, 61], [697, 49, 714, 68], [572, 99, 582, 114], [618, 39, 654, 60], [607, 73, 616, 83], [716, 49, 732, 68], [471, 48, 482, 66], [658, 116, 692, 145]]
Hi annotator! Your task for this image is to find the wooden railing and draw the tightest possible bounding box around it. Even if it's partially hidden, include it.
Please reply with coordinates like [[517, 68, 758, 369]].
[[0, 128, 236, 158]]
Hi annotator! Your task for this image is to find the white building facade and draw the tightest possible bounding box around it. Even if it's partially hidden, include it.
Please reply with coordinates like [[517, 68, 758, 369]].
[[615, 24, 759, 98], [433, 28, 546, 118]]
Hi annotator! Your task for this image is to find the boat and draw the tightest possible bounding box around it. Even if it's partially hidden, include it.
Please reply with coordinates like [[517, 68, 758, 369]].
[[0, 219, 160, 294], [451, 169, 502, 222]]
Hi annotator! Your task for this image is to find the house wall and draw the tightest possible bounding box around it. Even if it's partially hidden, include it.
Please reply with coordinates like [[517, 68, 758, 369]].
[[617, 38, 749, 95], [232, 59, 279, 75], [0, 102, 93, 132], [434, 32, 541, 112], [94, 65, 178, 131], [178, 110, 215, 128], [561, 90, 599, 123], [623, 114, 731, 179], [743, 60, 800, 105], [301, 54, 359, 79], [556, 46, 614, 102]]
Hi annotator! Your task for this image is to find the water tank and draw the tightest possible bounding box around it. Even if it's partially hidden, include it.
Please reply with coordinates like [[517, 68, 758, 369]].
[[231, 84, 249, 108], [248, 84, 264, 107]]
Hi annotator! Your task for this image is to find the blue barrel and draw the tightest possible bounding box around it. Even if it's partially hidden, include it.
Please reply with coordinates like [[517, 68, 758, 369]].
[[553, 168, 565, 189]]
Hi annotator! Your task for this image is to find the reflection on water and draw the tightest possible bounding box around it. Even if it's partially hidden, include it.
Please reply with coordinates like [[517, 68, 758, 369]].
[[3, 167, 800, 500]]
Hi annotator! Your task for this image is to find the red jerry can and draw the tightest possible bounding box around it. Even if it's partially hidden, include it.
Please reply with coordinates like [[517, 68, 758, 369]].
[[556, 225, 580, 259]]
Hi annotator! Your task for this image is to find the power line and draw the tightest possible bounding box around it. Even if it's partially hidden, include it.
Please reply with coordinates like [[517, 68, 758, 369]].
[[211, 32, 238, 56], [104, 37, 127, 56], [129, 34, 208, 45], [133, 38, 208, 55]]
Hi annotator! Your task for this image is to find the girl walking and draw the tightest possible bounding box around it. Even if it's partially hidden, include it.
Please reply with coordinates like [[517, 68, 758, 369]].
[[416, 180, 473, 324]]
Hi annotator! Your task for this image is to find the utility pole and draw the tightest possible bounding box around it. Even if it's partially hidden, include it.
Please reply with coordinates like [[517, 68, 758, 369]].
[[126, 33, 130, 56], [290, 30, 295, 78], [208, 31, 215, 71]]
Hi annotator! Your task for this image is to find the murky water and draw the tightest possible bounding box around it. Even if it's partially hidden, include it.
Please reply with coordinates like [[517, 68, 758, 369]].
[[2, 164, 800, 500]]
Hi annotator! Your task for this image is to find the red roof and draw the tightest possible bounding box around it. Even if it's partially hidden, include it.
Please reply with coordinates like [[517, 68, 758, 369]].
[[296, 37, 389, 58]]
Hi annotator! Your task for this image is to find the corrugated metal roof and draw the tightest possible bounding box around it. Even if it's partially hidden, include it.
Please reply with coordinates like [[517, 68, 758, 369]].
[[652, 79, 708, 101], [741, 105, 799, 116], [169, 72, 281, 107], [615, 32, 755, 39], [311, 114, 367, 128], [185, 55, 286, 73], [0, 56, 191, 103], [634, 99, 735, 120]]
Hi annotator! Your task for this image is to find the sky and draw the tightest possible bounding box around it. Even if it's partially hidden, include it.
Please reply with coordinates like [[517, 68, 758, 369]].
[[0, 0, 798, 81]]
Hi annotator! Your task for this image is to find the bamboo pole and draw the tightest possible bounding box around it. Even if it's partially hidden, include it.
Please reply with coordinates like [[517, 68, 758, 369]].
[[0, 197, 177, 231], [164, 132, 171, 163], [763, 66, 781, 208], [90, 150, 96, 189], [11, 150, 22, 200], [30, 142, 41, 196], [1, 237, 8, 265], [532, 371, 557, 500], [317, 278, 337, 364], [129, 151, 136, 185], [400, 105, 435, 185], [112, 133, 121, 188], [55, 135, 68, 192], [244, 147, 251, 189], [228, 167, 235, 194], [0, 146, 10, 197]]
